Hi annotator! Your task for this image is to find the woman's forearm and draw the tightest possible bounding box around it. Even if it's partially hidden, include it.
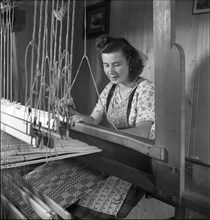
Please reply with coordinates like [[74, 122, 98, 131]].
[[121, 121, 153, 139]]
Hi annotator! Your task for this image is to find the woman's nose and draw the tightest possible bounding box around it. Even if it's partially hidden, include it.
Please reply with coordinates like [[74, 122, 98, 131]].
[[108, 65, 115, 74]]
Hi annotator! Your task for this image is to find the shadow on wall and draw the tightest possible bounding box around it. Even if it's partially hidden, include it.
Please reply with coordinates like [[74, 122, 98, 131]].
[[187, 53, 209, 164]]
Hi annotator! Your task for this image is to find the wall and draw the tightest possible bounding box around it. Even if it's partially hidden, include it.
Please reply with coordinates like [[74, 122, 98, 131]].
[[175, 0, 209, 164]]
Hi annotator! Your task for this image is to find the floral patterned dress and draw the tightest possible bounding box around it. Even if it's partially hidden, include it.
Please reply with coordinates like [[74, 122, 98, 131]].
[[70, 78, 155, 218], [92, 78, 155, 138]]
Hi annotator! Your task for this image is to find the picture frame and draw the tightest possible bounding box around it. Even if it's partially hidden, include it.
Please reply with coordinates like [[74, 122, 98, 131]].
[[193, 0, 210, 14], [86, 0, 110, 38]]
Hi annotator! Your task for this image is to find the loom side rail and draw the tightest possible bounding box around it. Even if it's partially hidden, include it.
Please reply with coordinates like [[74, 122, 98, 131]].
[[67, 122, 166, 161]]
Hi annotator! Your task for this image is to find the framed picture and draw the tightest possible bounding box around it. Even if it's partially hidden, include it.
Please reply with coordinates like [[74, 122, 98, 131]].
[[193, 0, 210, 14], [86, 0, 110, 38]]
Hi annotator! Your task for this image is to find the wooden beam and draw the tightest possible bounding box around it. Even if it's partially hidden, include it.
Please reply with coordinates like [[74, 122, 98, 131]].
[[2, 174, 54, 219], [2, 172, 71, 219], [153, 0, 185, 204], [69, 122, 166, 161], [1, 193, 27, 220]]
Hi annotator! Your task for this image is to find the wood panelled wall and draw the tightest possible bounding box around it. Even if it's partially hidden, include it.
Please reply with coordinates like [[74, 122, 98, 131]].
[[12, 0, 209, 218], [175, 0, 210, 165]]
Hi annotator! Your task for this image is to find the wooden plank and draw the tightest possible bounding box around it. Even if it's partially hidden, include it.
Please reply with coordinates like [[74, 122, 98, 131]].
[[11, 174, 72, 220], [77, 154, 155, 193], [181, 190, 210, 218], [4, 173, 58, 219], [69, 122, 165, 161], [1, 193, 27, 220], [2, 174, 53, 219], [1, 150, 101, 169], [1, 111, 30, 135], [153, 0, 185, 204], [182, 160, 210, 217], [1, 122, 36, 146]]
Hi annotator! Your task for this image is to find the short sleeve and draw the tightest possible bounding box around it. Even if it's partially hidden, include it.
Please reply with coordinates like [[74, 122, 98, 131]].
[[135, 81, 155, 124], [91, 82, 113, 116]]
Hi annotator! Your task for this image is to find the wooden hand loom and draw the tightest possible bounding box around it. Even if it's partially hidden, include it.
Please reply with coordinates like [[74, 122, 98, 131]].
[[1, 0, 209, 219]]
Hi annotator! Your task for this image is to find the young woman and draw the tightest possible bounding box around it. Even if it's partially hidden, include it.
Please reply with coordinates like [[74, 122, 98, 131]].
[[67, 35, 155, 219], [70, 35, 155, 139]]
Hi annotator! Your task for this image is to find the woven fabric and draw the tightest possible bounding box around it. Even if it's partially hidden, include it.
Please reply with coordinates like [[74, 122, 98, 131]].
[[24, 159, 108, 209], [68, 185, 144, 219], [76, 176, 131, 216], [2, 185, 39, 219]]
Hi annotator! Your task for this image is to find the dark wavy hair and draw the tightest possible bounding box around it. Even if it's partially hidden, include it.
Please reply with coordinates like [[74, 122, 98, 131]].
[[95, 35, 147, 81]]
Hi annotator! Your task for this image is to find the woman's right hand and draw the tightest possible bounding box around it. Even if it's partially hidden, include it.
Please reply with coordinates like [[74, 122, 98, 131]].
[[69, 112, 94, 125]]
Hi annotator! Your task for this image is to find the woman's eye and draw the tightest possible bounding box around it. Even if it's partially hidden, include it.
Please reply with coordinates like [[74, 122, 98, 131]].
[[103, 64, 109, 68]]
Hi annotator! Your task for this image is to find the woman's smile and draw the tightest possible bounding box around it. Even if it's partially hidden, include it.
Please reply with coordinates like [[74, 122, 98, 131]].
[[109, 75, 119, 81]]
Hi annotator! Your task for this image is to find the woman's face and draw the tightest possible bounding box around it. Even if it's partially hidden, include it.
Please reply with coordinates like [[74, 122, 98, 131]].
[[102, 50, 130, 85]]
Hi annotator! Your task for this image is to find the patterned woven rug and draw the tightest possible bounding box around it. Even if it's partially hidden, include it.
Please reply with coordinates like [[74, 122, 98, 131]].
[[76, 175, 132, 216], [24, 158, 108, 209]]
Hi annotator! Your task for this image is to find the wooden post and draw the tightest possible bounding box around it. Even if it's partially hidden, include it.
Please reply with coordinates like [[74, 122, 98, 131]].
[[153, 0, 185, 205]]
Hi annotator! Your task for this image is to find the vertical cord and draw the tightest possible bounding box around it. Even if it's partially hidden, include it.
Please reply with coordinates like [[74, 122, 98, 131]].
[[6, 1, 10, 100], [29, 0, 37, 109], [0, 3, 2, 101], [10, 1, 15, 101], [58, 0, 64, 99], [64, 0, 70, 99], [52, 0, 59, 105], [53, 0, 59, 64], [69, 0, 117, 130], [65, 0, 71, 80], [69, 0, 75, 87], [34, 0, 43, 119], [66, 0, 75, 130], [37, 0, 48, 125], [3, 3, 6, 98], [49, 0, 55, 68], [84, 0, 87, 56], [48, 0, 55, 132]]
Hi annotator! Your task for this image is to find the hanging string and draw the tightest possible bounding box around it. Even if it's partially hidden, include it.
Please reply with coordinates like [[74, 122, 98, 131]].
[[57, 0, 64, 99], [84, 0, 87, 56], [24, 0, 38, 127], [69, 0, 117, 130], [69, 0, 75, 89], [36, 0, 47, 114], [63, 0, 71, 103], [10, 1, 14, 101], [51, 0, 59, 108], [29, 0, 37, 109], [3, 3, 6, 99], [65, 0, 71, 81], [35, 0, 43, 118], [53, 0, 59, 64], [0, 2, 3, 100], [6, 1, 10, 100]]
